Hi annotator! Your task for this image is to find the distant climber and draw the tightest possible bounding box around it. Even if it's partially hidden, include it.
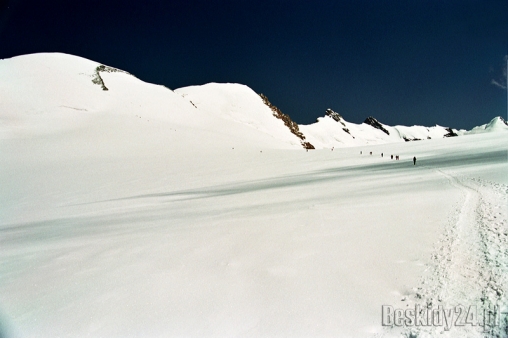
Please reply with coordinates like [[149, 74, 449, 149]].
[[413, 156, 416, 165], [381, 153, 383, 157], [391, 155, 393, 160]]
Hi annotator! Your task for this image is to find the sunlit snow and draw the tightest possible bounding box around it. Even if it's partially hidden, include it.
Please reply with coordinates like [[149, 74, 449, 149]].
[[0, 53, 507, 337]]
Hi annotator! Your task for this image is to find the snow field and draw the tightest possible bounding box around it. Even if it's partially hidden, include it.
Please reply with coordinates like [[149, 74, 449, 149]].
[[0, 53, 507, 337], [1, 131, 506, 336]]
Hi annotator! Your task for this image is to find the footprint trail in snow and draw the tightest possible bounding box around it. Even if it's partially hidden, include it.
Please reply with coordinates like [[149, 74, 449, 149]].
[[395, 171, 508, 337]]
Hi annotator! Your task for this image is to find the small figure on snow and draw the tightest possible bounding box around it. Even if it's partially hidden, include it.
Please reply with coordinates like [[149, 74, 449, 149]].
[[413, 156, 417, 165], [391, 155, 393, 160]]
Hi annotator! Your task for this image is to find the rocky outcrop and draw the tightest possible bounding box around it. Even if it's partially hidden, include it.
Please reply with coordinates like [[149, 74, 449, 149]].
[[443, 127, 458, 137], [301, 141, 315, 149], [91, 64, 132, 91], [364, 116, 390, 135], [325, 108, 346, 127], [403, 136, 422, 142], [260, 93, 314, 149], [324, 109, 353, 135]]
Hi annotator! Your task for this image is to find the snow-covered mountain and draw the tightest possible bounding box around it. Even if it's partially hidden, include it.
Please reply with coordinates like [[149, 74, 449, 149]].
[[1, 53, 507, 337], [0, 53, 303, 150], [300, 109, 464, 148], [1, 53, 505, 150], [301, 109, 507, 149], [463, 116, 508, 135]]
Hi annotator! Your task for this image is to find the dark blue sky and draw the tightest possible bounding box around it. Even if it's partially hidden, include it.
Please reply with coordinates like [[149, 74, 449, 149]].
[[1, 0, 507, 129]]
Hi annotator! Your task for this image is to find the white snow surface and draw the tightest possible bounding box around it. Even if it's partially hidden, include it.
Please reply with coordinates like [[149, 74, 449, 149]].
[[0, 53, 507, 337]]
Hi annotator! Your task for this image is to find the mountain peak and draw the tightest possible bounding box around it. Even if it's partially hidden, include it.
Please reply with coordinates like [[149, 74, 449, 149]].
[[363, 116, 390, 135], [325, 109, 343, 121]]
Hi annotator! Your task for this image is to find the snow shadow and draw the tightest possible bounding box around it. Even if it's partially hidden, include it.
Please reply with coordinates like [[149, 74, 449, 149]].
[[94, 150, 505, 204], [421, 149, 507, 168], [3, 150, 504, 242], [0, 309, 13, 338]]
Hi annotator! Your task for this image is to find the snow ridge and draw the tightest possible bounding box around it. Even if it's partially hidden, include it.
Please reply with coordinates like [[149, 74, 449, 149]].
[[465, 117, 508, 135], [299, 110, 472, 149]]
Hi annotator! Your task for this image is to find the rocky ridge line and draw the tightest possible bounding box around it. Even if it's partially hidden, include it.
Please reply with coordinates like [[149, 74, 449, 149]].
[[260, 93, 314, 149]]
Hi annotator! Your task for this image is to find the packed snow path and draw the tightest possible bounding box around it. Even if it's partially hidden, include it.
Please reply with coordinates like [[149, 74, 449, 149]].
[[385, 170, 508, 338]]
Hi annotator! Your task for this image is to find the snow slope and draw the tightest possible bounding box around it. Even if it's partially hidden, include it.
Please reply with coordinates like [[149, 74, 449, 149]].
[[464, 116, 508, 135], [0, 53, 507, 337], [0, 53, 302, 150]]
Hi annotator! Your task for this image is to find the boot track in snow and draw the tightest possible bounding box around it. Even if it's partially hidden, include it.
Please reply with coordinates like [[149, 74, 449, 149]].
[[392, 170, 508, 337]]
